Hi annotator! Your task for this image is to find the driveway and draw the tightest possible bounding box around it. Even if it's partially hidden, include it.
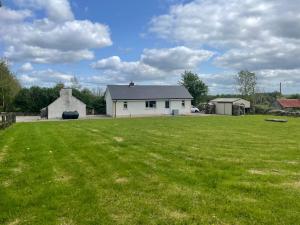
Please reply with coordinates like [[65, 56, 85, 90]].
[[16, 116, 41, 123], [16, 115, 109, 123]]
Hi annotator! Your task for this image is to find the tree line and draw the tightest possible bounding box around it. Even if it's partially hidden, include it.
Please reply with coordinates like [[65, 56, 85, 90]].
[[1, 59, 298, 114], [180, 70, 285, 111], [0, 60, 105, 114], [13, 84, 106, 114]]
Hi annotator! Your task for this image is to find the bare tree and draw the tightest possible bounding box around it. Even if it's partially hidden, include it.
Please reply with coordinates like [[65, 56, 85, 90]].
[[70, 76, 81, 90]]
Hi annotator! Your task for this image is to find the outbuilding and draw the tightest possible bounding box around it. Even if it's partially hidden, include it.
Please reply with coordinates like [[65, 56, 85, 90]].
[[276, 99, 300, 110], [210, 98, 250, 115], [42, 88, 86, 119]]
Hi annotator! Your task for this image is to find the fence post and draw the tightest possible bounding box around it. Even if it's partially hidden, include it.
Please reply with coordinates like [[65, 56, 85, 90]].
[[2, 115, 6, 128], [0, 115, 3, 129], [0, 113, 16, 130]]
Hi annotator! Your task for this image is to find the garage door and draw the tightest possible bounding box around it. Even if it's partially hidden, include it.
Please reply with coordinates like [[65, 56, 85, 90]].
[[215, 103, 232, 115]]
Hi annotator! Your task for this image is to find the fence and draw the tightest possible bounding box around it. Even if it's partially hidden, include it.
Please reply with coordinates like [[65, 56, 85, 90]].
[[0, 113, 16, 130]]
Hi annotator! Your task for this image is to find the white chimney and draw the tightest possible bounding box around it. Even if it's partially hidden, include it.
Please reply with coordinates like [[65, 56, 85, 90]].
[[60, 88, 72, 109], [60, 88, 72, 97]]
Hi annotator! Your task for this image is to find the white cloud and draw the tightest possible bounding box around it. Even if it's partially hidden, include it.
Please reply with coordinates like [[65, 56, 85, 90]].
[[215, 39, 300, 71], [92, 56, 167, 82], [256, 69, 300, 94], [5, 45, 94, 64], [0, 7, 32, 23], [92, 56, 122, 70], [149, 0, 300, 93], [4, 19, 112, 52], [197, 73, 236, 95], [19, 69, 74, 86], [149, 0, 300, 70], [141, 46, 213, 71], [150, 0, 295, 47], [0, 1, 112, 64], [20, 62, 33, 72], [91, 46, 213, 82], [14, 0, 74, 22]]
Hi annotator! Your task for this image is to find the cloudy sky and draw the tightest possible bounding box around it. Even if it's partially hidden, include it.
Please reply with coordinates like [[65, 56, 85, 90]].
[[1, 0, 299, 94]]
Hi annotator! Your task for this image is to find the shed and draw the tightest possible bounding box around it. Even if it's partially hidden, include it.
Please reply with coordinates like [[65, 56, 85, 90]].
[[42, 88, 86, 119], [276, 99, 300, 110], [210, 98, 251, 115]]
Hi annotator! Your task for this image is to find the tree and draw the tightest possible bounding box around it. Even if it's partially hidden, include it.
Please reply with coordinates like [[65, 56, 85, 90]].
[[287, 94, 300, 99], [72, 88, 106, 114], [0, 60, 21, 111], [235, 70, 257, 97], [14, 84, 106, 114], [179, 71, 208, 105], [14, 86, 59, 113]]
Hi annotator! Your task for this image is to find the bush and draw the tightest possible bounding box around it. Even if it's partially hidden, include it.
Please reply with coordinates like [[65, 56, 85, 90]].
[[254, 104, 272, 114]]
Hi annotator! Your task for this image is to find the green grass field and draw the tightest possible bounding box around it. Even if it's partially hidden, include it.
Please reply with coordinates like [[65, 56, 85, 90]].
[[0, 116, 299, 225]]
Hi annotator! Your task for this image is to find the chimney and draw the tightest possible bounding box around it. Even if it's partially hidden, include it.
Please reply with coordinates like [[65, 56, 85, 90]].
[[60, 88, 72, 109], [60, 88, 72, 97], [129, 81, 134, 87]]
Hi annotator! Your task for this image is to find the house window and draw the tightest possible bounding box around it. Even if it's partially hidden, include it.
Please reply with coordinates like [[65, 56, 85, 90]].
[[165, 100, 170, 108], [145, 101, 156, 108], [123, 101, 128, 109], [182, 100, 185, 107]]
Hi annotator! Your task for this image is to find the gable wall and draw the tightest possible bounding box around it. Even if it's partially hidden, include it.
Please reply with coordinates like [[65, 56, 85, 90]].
[[48, 96, 86, 119], [105, 90, 114, 116]]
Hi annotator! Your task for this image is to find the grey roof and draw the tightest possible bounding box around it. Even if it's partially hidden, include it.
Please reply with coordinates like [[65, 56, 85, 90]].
[[210, 98, 242, 103], [107, 85, 193, 100]]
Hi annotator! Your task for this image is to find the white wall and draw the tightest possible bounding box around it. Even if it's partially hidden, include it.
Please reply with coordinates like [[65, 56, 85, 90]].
[[110, 99, 191, 117], [48, 89, 86, 119], [105, 90, 113, 116]]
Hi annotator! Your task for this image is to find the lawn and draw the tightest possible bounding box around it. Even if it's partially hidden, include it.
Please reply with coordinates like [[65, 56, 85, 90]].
[[0, 116, 300, 225]]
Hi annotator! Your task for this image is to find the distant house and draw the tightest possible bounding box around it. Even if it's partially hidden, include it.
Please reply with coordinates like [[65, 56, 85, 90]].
[[276, 99, 300, 110], [210, 98, 251, 115], [105, 82, 193, 117], [42, 88, 86, 119]]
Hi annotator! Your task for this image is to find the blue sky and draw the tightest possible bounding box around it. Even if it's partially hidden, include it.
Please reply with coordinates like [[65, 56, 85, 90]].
[[1, 0, 300, 94]]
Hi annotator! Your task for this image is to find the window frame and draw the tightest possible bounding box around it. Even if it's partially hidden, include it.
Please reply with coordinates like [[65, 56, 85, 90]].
[[145, 100, 156, 108], [123, 101, 128, 110], [181, 100, 185, 107], [165, 100, 170, 109]]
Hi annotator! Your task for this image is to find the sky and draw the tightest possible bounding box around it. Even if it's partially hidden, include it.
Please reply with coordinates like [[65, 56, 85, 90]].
[[1, 0, 300, 94]]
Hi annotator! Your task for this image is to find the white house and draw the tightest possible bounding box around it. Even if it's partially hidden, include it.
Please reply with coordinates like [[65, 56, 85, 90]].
[[43, 88, 86, 119], [210, 98, 250, 115], [105, 82, 193, 117]]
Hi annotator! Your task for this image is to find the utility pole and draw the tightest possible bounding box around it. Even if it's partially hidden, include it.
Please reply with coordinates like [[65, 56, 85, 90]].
[[280, 82, 282, 95]]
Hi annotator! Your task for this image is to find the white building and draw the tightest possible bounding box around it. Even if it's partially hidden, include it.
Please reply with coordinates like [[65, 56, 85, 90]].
[[210, 98, 251, 115], [105, 82, 193, 117], [44, 88, 86, 119]]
